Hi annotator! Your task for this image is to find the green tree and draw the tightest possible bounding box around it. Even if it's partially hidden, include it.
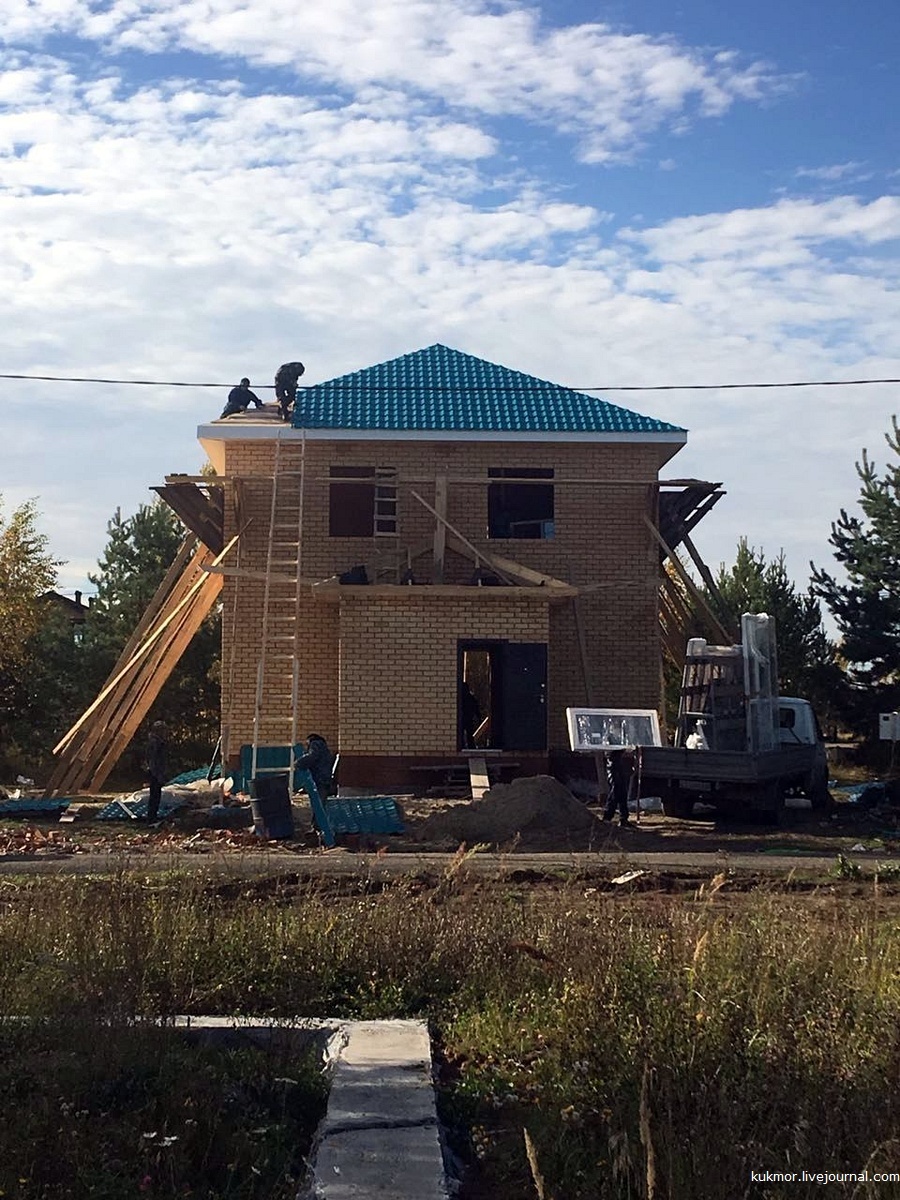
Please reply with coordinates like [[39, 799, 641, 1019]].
[[0, 497, 62, 771], [713, 539, 841, 713], [811, 417, 900, 732]]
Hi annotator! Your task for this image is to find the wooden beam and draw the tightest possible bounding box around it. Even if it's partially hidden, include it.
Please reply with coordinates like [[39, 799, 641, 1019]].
[[409, 490, 517, 585], [53, 536, 238, 755], [432, 475, 447, 585], [314, 583, 576, 601], [88, 572, 223, 791], [644, 517, 733, 645]]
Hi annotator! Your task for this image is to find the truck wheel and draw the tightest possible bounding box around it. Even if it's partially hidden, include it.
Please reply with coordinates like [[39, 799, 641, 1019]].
[[808, 770, 832, 812]]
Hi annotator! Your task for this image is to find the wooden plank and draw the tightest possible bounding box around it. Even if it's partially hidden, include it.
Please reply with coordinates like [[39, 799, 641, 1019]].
[[448, 538, 573, 590], [88, 571, 223, 791], [468, 755, 490, 800], [571, 597, 595, 706], [43, 537, 201, 795], [314, 583, 576, 600], [152, 483, 225, 553], [52, 537, 237, 755], [432, 475, 447, 585], [409, 490, 517, 585], [46, 549, 218, 796], [644, 518, 733, 645]]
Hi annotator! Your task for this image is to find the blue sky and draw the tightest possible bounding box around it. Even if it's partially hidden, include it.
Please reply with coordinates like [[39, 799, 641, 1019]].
[[1, 0, 898, 610]]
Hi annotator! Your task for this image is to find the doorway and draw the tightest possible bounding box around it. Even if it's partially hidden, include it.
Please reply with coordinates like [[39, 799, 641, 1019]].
[[457, 641, 548, 752]]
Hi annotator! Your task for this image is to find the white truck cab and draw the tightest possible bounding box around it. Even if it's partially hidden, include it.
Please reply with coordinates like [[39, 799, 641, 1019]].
[[778, 698, 829, 807]]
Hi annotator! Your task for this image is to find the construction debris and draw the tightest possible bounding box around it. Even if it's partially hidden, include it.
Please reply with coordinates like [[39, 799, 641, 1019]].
[[415, 774, 600, 848]]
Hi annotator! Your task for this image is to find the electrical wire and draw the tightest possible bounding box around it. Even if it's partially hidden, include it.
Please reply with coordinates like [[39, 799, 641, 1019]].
[[0, 372, 898, 392]]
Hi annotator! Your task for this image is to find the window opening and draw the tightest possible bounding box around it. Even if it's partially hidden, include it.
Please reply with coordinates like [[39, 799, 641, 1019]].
[[329, 466, 397, 537], [487, 467, 554, 539]]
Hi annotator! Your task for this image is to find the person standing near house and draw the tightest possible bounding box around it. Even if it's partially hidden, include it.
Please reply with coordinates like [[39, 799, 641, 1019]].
[[146, 720, 168, 823], [294, 733, 336, 798], [461, 680, 482, 748], [220, 377, 263, 418], [274, 361, 305, 421], [602, 749, 633, 827]]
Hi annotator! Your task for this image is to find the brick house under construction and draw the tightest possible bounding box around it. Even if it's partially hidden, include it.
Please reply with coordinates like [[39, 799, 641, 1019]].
[[189, 343, 712, 790]]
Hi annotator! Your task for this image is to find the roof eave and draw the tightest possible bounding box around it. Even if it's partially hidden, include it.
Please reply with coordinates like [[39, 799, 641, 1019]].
[[198, 424, 687, 445]]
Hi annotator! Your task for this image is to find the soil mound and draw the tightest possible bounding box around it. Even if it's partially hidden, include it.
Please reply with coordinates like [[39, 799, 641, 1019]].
[[416, 774, 600, 848]]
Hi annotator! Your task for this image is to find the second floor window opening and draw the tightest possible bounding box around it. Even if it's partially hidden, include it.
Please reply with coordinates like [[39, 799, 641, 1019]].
[[487, 467, 555, 540], [329, 466, 398, 537]]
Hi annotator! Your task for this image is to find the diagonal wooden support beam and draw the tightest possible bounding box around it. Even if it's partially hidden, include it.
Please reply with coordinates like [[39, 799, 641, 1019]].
[[644, 517, 734, 645]]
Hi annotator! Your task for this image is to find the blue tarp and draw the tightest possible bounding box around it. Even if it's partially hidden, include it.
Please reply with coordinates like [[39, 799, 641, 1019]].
[[0, 797, 70, 816]]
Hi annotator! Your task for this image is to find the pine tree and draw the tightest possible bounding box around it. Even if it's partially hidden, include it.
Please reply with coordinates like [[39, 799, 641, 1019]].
[[811, 417, 900, 728], [714, 539, 840, 712], [0, 496, 62, 771]]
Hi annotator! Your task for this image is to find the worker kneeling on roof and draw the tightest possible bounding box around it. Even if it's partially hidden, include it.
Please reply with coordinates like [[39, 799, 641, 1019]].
[[220, 377, 263, 418]]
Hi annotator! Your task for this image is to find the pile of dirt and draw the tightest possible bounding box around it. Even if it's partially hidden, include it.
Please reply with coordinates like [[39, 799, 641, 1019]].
[[415, 774, 600, 848]]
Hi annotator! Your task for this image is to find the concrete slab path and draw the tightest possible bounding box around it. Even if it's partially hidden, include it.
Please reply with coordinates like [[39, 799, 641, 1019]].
[[307, 1019, 447, 1199]]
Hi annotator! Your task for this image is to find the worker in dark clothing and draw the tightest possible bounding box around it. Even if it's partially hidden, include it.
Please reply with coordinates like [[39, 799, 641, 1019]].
[[220, 377, 263, 418], [294, 733, 336, 798], [274, 361, 305, 422], [460, 680, 482, 748], [602, 749, 633, 827], [146, 721, 168, 822]]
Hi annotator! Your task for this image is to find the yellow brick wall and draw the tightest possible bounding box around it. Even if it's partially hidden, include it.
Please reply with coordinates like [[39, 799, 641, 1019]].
[[219, 437, 673, 757], [337, 594, 548, 755]]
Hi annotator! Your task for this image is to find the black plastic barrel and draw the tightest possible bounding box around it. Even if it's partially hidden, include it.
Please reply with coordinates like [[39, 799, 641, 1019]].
[[250, 774, 295, 840]]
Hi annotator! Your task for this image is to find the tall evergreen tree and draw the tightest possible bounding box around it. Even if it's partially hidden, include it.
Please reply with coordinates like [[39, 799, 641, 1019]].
[[811, 417, 900, 730], [714, 539, 840, 710], [0, 496, 60, 770]]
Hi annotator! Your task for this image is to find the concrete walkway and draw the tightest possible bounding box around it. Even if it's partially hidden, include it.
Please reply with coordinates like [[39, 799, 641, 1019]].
[[308, 1020, 447, 1199], [174, 1016, 448, 1199]]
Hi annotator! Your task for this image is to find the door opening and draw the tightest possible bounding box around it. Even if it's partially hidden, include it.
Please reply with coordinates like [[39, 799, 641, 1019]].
[[458, 645, 495, 750], [457, 640, 548, 752]]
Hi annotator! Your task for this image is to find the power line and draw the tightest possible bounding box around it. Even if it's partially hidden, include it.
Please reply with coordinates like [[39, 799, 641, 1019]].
[[0, 371, 898, 392]]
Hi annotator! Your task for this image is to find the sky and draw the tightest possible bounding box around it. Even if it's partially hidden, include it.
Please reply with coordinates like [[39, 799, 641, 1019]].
[[2, 0, 898, 612]]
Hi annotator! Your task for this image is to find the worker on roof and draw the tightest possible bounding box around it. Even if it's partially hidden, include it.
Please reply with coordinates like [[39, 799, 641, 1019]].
[[220, 377, 263, 418], [274, 361, 305, 422]]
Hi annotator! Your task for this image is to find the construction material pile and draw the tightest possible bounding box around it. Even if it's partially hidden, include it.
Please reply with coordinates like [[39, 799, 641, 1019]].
[[415, 774, 601, 849]]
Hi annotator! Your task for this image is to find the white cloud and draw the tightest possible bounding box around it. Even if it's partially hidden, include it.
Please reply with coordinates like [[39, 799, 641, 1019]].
[[0, 3, 896, 601], [3, 0, 788, 162]]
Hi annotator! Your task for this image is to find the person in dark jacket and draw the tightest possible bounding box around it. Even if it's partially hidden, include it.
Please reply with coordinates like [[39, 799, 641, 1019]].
[[460, 680, 482, 748], [602, 748, 633, 827], [274, 361, 305, 421], [146, 720, 168, 822], [294, 733, 335, 798], [220, 377, 263, 418]]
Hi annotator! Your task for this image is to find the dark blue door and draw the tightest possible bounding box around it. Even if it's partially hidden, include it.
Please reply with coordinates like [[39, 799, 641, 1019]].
[[501, 643, 548, 751]]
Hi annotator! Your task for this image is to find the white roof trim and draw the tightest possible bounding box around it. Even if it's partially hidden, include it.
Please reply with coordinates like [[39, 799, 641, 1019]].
[[197, 423, 687, 445]]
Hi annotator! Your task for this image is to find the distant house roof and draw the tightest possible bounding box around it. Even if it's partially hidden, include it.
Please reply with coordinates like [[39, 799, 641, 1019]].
[[293, 344, 685, 437]]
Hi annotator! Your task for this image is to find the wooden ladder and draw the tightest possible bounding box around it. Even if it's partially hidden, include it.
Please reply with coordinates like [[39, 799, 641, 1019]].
[[251, 433, 306, 782]]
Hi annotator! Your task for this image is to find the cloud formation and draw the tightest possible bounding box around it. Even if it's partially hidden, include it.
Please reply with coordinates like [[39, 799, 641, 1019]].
[[0, 1, 897, 600]]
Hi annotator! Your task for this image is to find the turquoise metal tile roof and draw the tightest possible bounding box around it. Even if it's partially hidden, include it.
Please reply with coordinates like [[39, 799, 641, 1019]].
[[292, 344, 684, 435]]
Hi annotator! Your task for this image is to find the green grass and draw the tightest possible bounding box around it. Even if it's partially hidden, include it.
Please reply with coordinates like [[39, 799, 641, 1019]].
[[0, 869, 898, 1198], [0, 1022, 327, 1198]]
